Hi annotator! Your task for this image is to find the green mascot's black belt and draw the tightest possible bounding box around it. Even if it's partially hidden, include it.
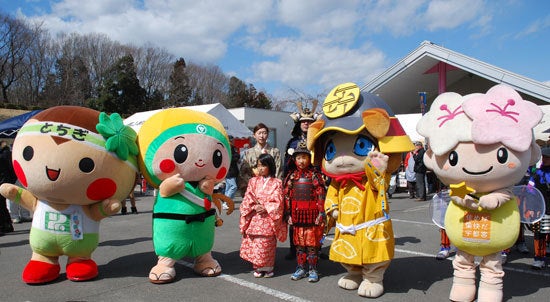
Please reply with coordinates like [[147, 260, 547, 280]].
[[153, 209, 216, 223]]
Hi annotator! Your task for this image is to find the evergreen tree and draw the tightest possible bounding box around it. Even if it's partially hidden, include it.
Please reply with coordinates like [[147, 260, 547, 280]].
[[95, 54, 146, 114], [167, 57, 191, 107], [227, 76, 248, 108]]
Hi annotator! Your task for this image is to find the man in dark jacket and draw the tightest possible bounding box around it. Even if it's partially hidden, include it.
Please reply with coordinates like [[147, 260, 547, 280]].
[[0, 140, 17, 234], [413, 141, 427, 201]]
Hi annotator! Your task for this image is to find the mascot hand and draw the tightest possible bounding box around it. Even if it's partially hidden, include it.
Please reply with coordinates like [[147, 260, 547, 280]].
[[159, 173, 185, 197], [331, 209, 339, 219], [102, 199, 122, 216], [451, 195, 480, 211], [368, 151, 389, 173], [0, 183, 20, 200], [199, 176, 216, 195], [0, 183, 37, 211], [478, 190, 511, 210]]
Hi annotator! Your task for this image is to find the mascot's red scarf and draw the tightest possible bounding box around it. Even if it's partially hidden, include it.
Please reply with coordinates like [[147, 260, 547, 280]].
[[321, 168, 365, 191]]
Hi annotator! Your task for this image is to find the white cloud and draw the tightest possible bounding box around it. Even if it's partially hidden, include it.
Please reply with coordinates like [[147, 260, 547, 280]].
[[515, 15, 550, 39], [252, 38, 386, 91], [25, 0, 273, 63], [362, 0, 486, 36], [424, 0, 484, 31]]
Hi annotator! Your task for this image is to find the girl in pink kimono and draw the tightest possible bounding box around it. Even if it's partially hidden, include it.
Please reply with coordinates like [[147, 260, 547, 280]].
[[239, 153, 287, 277]]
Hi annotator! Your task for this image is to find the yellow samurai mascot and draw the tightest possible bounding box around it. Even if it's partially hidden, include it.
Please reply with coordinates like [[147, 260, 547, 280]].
[[307, 83, 413, 298], [137, 108, 233, 284], [0, 106, 138, 284]]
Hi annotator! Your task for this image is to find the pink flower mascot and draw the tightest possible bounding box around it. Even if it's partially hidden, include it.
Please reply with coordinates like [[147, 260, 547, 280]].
[[417, 84, 542, 301]]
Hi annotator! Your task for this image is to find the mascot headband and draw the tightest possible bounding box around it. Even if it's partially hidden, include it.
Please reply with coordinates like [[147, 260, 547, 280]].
[[144, 123, 230, 185], [18, 121, 138, 171]]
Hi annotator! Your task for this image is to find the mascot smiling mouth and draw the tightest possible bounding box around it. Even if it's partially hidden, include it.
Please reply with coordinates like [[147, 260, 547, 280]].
[[462, 166, 493, 175], [46, 167, 61, 181]]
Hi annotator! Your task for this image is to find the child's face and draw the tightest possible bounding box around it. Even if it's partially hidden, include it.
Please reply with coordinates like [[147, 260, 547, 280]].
[[294, 153, 311, 170], [256, 161, 270, 177]]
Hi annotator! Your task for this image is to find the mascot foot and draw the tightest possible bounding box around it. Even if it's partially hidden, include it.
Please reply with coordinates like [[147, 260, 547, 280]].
[[477, 281, 503, 302], [338, 273, 362, 290], [357, 279, 384, 298], [194, 254, 222, 277], [66, 259, 98, 281], [449, 277, 476, 302], [149, 264, 176, 284], [22, 260, 60, 284]]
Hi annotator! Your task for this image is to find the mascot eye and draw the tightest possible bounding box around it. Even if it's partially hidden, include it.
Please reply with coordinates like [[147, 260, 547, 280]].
[[22, 146, 34, 161], [79, 157, 95, 173], [174, 144, 188, 164], [497, 147, 508, 164], [449, 151, 458, 166], [353, 135, 374, 156], [324, 140, 336, 161], [212, 149, 223, 168]]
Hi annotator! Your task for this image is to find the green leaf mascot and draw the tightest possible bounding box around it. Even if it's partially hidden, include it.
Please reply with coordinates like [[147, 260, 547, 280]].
[[0, 106, 139, 284]]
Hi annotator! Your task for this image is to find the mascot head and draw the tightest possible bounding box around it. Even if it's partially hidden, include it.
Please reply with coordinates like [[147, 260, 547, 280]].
[[12, 106, 138, 204], [417, 84, 541, 193], [307, 82, 414, 176], [137, 108, 231, 188]]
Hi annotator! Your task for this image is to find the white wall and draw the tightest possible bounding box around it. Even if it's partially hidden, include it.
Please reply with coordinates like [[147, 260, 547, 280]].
[[228, 107, 294, 153]]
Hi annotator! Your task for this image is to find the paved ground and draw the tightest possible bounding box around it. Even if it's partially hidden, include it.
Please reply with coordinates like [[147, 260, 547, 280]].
[[1, 191, 549, 302]]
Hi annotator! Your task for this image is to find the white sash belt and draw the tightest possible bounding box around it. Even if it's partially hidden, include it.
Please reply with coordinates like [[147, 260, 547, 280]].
[[336, 216, 390, 235]]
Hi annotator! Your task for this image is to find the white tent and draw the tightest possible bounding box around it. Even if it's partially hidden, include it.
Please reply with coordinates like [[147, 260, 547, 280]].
[[534, 105, 550, 142], [124, 103, 253, 138], [395, 113, 424, 143]]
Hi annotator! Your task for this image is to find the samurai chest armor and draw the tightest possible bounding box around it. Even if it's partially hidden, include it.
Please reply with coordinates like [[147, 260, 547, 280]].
[[291, 177, 319, 226]]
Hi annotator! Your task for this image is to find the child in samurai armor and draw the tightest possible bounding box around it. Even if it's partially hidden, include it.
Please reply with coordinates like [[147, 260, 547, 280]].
[[283, 141, 326, 282]]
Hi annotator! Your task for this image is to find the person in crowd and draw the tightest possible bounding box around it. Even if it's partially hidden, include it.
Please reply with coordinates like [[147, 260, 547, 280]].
[[413, 141, 427, 201], [283, 101, 318, 177], [121, 173, 139, 215], [238, 123, 282, 195], [527, 147, 550, 269], [223, 135, 240, 210], [239, 154, 287, 277], [0, 140, 17, 235], [404, 150, 417, 199], [283, 141, 326, 282]]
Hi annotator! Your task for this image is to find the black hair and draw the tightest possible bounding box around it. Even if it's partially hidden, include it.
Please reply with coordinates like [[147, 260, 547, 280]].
[[290, 121, 303, 137], [257, 153, 276, 178]]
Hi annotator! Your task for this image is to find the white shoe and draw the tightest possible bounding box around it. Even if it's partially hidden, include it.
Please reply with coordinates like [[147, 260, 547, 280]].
[[531, 259, 545, 270], [516, 242, 529, 254], [436, 247, 450, 260], [501, 252, 508, 264]]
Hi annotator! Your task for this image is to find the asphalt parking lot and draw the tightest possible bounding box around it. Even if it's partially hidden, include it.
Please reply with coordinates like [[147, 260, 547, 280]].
[[1, 191, 549, 302]]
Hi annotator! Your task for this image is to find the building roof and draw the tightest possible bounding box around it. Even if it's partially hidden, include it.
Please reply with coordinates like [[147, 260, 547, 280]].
[[362, 40, 550, 115]]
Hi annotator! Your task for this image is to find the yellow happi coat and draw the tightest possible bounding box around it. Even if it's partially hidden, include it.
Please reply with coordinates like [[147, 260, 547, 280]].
[[325, 160, 394, 265]]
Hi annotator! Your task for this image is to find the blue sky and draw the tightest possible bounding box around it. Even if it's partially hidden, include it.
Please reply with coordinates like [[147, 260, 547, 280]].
[[1, 0, 549, 102]]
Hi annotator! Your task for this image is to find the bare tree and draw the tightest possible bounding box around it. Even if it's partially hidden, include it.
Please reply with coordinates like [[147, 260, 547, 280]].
[[0, 13, 41, 103], [186, 62, 228, 105], [131, 43, 173, 101]]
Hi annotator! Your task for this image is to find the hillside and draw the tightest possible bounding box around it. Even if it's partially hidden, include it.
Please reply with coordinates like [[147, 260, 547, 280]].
[[0, 108, 32, 121]]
